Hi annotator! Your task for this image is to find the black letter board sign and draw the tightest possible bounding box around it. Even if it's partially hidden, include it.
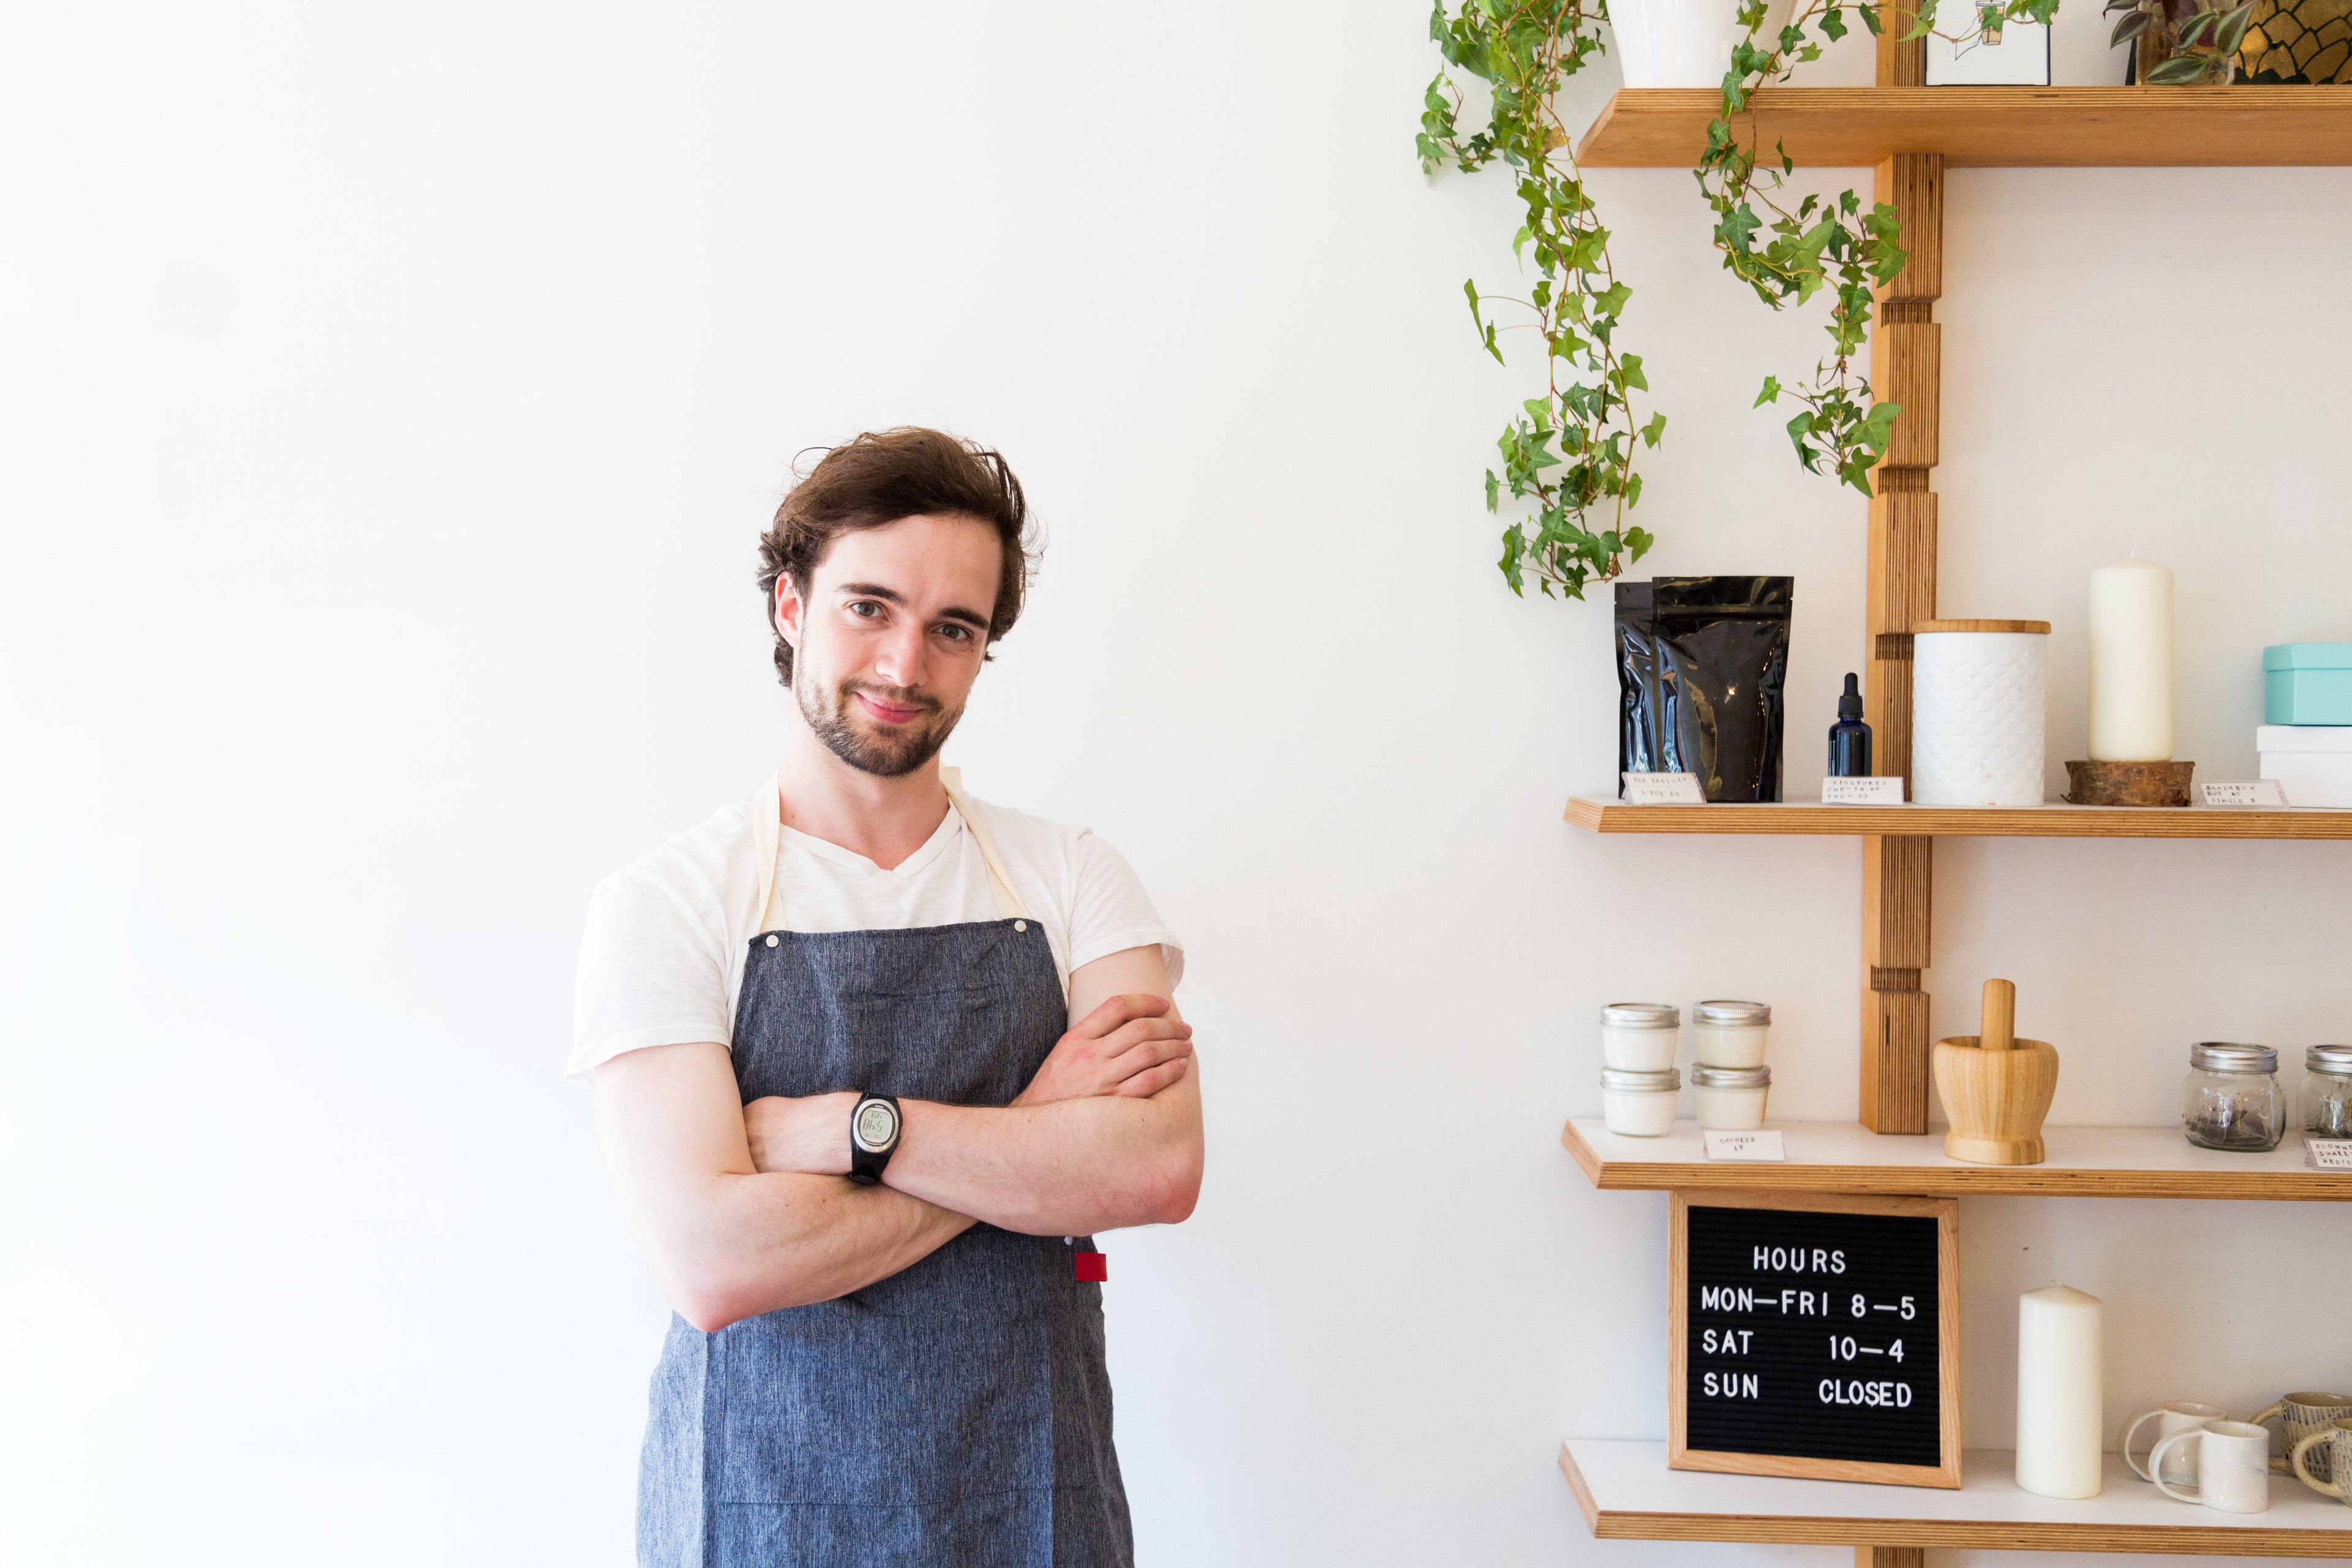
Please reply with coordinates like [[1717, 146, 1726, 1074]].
[[1669, 1191, 1961, 1488]]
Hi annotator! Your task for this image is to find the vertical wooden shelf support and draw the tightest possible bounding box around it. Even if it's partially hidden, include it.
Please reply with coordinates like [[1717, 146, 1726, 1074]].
[[1860, 37, 1940, 1137]]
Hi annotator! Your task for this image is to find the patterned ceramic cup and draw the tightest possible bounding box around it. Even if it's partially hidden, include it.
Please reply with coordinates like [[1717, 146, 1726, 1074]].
[[2120, 1402, 2231, 1487], [2253, 1392, 2352, 1477], [2292, 1420, 2352, 1507]]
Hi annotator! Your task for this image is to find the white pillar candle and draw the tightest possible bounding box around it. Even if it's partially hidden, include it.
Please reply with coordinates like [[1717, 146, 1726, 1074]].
[[2088, 557, 2174, 761], [2016, 1285, 2103, 1499]]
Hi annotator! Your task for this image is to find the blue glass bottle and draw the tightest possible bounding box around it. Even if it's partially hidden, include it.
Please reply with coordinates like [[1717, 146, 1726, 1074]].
[[1828, 672, 1872, 778]]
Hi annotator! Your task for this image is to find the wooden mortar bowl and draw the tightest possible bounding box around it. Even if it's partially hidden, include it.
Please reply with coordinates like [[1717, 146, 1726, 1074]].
[[1932, 1035, 2059, 1166]]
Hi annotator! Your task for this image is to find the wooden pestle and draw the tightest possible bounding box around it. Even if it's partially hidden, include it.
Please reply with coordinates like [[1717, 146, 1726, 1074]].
[[1980, 978, 2017, 1053]]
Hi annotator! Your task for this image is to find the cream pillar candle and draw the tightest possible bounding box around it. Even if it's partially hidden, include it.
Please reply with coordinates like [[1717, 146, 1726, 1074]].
[[2088, 556, 2174, 761], [2016, 1285, 2104, 1499]]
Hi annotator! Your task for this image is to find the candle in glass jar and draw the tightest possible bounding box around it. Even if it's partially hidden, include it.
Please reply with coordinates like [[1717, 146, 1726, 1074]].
[[2088, 557, 2174, 761], [2016, 1285, 2103, 1499]]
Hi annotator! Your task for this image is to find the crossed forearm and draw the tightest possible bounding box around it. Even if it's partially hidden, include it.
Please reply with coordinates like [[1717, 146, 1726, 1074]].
[[661, 1170, 973, 1327], [884, 1092, 1200, 1235]]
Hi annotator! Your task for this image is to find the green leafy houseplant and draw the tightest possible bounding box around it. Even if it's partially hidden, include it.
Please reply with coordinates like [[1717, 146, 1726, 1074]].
[[2108, 0, 2257, 81], [1420, 0, 2059, 600]]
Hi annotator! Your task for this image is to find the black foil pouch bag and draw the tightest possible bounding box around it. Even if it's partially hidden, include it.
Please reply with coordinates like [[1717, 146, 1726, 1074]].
[[1615, 576, 1792, 801]]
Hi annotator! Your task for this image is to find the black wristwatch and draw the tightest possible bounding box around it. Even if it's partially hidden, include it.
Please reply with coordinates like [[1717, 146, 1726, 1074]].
[[847, 1092, 902, 1186]]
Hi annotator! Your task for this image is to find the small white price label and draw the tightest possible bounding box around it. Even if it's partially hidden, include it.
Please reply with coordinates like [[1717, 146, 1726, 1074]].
[[2201, 780, 2290, 807], [2306, 1139, 2352, 1172], [1702, 1129, 1786, 1162], [1822, 777, 1905, 805], [1622, 771, 1706, 805]]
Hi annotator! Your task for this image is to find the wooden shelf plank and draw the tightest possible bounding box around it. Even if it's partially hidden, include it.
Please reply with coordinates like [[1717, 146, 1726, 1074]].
[[1575, 86, 2352, 169], [1563, 1118, 2352, 1202], [1561, 1441, 2352, 1555], [1565, 796, 2352, 838]]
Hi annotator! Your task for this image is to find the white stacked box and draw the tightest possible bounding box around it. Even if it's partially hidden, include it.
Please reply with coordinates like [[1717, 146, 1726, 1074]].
[[2256, 725, 2352, 807]]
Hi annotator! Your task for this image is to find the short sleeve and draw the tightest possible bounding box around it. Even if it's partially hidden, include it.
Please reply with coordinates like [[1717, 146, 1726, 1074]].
[[568, 869, 735, 1079], [1063, 829, 1185, 987]]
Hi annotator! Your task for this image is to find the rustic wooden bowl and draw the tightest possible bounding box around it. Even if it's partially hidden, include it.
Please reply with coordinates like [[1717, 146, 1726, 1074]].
[[1932, 1035, 2060, 1166]]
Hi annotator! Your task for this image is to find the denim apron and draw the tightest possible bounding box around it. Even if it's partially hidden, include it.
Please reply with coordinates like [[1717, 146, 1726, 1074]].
[[637, 775, 1134, 1567]]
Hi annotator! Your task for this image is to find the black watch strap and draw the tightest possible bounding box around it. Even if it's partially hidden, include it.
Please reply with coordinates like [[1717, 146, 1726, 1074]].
[[847, 1092, 901, 1186]]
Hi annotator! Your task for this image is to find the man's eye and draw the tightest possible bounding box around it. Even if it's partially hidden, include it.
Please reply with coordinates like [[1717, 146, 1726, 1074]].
[[938, 624, 972, 642], [848, 601, 881, 619]]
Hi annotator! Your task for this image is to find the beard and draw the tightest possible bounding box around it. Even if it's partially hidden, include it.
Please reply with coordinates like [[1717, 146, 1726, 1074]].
[[796, 672, 963, 778]]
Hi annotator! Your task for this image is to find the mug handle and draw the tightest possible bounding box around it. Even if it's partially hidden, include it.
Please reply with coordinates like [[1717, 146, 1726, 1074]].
[[2291, 1431, 2345, 1499], [2119, 1408, 2167, 1483], [2250, 1403, 2288, 1474], [2150, 1431, 2203, 1505]]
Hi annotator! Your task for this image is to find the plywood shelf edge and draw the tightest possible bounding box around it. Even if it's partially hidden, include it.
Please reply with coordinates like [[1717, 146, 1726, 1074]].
[[1562, 1118, 2351, 1201], [1565, 796, 2352, 839], [1561, 1441, 2352, 1556]]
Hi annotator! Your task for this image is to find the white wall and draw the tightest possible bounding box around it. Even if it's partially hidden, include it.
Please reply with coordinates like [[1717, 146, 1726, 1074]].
[[6, 5, 2350, 1564]]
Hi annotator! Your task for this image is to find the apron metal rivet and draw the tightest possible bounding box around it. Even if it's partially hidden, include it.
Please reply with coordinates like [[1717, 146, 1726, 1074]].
[[765, 935, 779, 948], [1014, 920, 1027, 932]]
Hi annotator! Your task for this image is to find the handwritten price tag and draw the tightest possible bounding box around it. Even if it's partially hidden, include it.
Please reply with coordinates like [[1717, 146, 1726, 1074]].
[[2201, 780, 2290, 807], [1822, 777, 1905, 805], [1702, 1129, 1787, 1162], [1623, 772, 1706, 805]]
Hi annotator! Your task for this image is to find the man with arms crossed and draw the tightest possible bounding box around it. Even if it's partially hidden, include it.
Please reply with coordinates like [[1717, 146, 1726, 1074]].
[[571, 428, 1201, 1566]]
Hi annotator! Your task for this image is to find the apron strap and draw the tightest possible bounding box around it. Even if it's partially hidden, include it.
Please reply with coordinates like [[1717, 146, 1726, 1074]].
[[752, 766, 1030, 933]]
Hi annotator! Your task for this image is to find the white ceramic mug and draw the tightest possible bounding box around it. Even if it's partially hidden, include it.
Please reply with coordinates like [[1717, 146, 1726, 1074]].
[[2119, 1402, 2230, 1487], [2151, 1420, 2272, 1514], [2291, 1419, 2352, 1507]]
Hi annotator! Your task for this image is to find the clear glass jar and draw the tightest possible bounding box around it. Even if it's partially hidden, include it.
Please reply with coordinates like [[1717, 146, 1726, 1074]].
[[2182, 1042, 2285, 1152], [1600, 1067, 1680, 1137], [1600, 1003, 1679, 1071], [1692, 1063, 1770, 1130], [2302, 1044, 2352, 1138], [1694, 1000, 1771, 1068]]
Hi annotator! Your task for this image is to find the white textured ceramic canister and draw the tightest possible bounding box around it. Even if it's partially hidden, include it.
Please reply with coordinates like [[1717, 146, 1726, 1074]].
[[1911, 619, 2050, 807]]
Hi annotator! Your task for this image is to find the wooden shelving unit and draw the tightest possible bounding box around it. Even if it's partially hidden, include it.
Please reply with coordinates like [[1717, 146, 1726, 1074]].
[[1564, 797, 2352, 838], [1560, 1441, 2352, 1556], [1563, 1118, 2352, 1201], [1575, 85, 2352, 168], [1555, 51, 2352, 1567]]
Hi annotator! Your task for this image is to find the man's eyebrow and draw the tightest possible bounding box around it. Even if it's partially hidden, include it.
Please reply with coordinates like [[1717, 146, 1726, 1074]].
[[835, 582, 990, 631]]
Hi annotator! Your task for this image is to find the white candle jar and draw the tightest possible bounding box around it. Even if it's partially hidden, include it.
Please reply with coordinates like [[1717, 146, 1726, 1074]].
[[1693, 1000, 1770, 1067], [1912, 619, 2050, 808], [1600, 1067, 1680, 1137], [1600, 1003, 1680, 1071], [1692, 1064, 1770, 1129]]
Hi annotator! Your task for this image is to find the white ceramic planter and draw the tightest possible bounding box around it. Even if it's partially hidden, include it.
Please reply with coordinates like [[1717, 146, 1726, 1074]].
[[1611, 0, 1794, 88], [1912, 621, 2049, 808]]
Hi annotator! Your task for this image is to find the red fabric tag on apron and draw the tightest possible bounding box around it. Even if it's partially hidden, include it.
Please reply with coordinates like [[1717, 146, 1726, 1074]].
[[1074, 1251, 1107, 1283]]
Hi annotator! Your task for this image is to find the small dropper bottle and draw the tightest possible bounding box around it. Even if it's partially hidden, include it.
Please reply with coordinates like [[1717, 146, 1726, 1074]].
[[1828, 672, 1872, 778]]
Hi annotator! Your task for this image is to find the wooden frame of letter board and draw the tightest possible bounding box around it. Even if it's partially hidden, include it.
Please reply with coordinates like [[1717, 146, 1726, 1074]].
[[1668, 1189, 1961, 1489]]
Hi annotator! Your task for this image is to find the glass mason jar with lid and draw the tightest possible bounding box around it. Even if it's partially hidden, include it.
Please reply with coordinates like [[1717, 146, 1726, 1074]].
[[2303, 1044, 2352, 1138], [2181, 1042, 2285, 1152]]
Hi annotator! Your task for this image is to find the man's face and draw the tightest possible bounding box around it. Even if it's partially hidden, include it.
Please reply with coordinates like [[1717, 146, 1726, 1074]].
[[775, 513, 1001, 778]]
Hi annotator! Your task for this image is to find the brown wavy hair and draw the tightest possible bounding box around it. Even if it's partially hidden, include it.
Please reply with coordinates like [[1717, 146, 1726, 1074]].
[[756, 428, 1038, 687]]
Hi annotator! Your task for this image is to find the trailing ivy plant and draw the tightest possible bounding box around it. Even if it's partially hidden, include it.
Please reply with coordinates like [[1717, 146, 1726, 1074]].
[[1419, 0, 1662, 602], [1701, 0, 2058, 497], [1422, 0, 2062, 601]]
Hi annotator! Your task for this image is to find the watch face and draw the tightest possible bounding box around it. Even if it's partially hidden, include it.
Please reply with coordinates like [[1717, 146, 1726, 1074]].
[[854, 1099, 899, 1152]]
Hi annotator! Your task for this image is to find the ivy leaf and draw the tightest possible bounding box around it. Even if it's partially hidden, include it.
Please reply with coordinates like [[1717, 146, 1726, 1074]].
[[1640, 412, 1667, 447], [1754, 375, 1782, 406], [1820, 5, 1850, 40]]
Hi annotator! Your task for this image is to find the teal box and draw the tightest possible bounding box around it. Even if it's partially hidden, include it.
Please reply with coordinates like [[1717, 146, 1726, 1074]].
[[2264, 644, 2352, 725]]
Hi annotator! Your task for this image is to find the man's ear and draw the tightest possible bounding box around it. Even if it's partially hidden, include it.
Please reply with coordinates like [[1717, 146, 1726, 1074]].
[[773, 575, 804, 652]]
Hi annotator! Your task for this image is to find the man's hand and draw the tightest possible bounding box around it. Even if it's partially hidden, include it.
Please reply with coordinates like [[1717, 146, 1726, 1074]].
[[744, 1090, 860, 1176], [1012, 993, 1193, 1107]]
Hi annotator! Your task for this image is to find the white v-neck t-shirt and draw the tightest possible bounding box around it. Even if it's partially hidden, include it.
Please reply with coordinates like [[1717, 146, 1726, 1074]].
[[568, 790, 1182, 1079]]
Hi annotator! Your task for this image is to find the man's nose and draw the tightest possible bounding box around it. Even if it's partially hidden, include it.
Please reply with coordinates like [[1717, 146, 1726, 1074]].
[[872, 620, 927, 690]]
